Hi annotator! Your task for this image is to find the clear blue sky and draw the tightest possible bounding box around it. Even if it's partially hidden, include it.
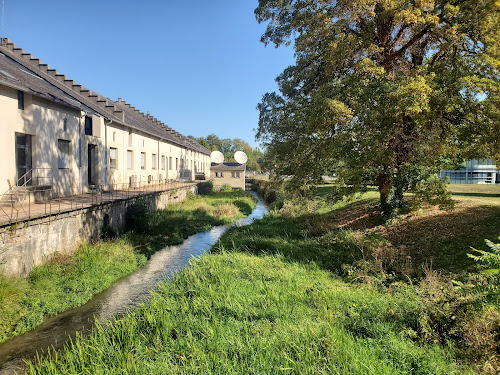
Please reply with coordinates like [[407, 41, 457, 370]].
[[1, 0, 294, 148]]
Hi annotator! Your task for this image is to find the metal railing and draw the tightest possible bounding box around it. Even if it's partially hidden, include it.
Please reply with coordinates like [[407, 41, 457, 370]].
[[0, 177, 197, 227], [0, 168, 53, 225]]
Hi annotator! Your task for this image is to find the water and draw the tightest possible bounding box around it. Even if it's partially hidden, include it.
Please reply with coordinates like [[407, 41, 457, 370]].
[[0, 193, 268, 373]]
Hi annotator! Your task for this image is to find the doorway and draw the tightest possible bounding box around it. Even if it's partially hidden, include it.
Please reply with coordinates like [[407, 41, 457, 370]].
[[15, 132, 32, 186], [87, 144, 97, 186]]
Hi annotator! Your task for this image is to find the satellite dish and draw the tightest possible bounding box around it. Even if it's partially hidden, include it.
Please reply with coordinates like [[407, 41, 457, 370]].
[[211, 151, 224, 164], [234, 151, 248, 164]]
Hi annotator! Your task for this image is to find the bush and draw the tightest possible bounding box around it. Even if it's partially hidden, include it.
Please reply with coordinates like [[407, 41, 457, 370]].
[[410, 175, 455, 210], [197, 181, 214, 195], [219, 184, 232, 192], [125, 198, 151, 233]]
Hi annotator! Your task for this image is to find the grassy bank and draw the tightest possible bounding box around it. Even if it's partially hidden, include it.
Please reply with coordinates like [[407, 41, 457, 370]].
[[25, 184, 499, 373], [29, 253, 469, 374], [0, 190, 257, 343]]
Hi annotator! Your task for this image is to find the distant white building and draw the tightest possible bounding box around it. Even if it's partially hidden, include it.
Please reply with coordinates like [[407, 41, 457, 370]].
[[438, 159, 499, 184]]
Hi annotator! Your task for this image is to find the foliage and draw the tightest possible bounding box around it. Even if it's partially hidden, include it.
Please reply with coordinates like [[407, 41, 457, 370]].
[[255, 0, 500, 217], [410, 175, 455, 211], [218, 183, 232, 192], [125, 198, 151, 233], [197, 181, 214, 195]]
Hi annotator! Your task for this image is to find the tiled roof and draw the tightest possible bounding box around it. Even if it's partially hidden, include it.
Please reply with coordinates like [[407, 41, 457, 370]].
[[0, 38, 210, 155], [210, 162, 245, 171]]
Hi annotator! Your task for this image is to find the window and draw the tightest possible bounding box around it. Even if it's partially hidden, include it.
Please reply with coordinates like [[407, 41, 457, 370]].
[[17, 90, 24, 110], [84, 116, 92, 135], [169, 157, 173, 170], [63, 118, 67, 132], [127, 150, 133, 169], [152, 154, 157, 170], [109, 147, 117, 169], [231, 172, 240, 178], [175, 158, 179, 170], [128, 128, 133, 146], [161, 155, 165, 170], [215, 172, 224, 178], [141, 152, 146, 169], [58, 139, 70, 169]]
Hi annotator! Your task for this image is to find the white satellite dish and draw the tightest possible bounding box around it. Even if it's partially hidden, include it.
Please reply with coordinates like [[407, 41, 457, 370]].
[[234, 151, 248, 164], [211, 150, 224, 164]]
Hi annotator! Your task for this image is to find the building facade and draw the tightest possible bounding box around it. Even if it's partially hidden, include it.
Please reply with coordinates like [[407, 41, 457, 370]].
[[210, 163, 246, 190], [0, 38, 210, 199], [438, 159, 499, 184]]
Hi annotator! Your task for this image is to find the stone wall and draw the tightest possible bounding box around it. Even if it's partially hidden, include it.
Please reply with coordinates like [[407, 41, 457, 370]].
[[0, 186, 195, 277]]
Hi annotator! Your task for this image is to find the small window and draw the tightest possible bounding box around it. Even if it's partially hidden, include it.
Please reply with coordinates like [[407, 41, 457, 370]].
[[175, 158, 179, 171], [216, 172, 224, 178], [169, 156, 173, 171], [231, 172, 240, 178], [109, 147, 117, 169], [17, 90, 24, 110], [127, 150, 133, 169], [112, 131, 116, 142], [128, 128, 133, 146], [161, 155, 165, 170], [85, 116, 93, 135], [141, 152, 146, 169], [152, 154, 157, 170], [58, 139, 70, 169], [63, 118, 67, 132]]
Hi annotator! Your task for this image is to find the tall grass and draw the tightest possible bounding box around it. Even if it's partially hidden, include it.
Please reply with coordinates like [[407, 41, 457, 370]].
[[28, 253, 469, 374]]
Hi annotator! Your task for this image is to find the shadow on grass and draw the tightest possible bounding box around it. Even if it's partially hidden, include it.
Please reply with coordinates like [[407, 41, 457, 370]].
[[215, 197, 500, 277]]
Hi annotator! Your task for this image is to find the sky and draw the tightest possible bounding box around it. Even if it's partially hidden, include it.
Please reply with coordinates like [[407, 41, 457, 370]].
[[0, 0, 295, 148]]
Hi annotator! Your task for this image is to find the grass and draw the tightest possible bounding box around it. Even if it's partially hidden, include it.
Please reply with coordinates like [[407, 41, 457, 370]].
[[0, 190, 256, 344], [20, 184, 500, 373], [28, 253, 470, 375]]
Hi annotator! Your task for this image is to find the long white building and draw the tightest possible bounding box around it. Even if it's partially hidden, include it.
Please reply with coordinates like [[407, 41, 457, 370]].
[[0, 38, 210, 198], [438, 159, 499, 184]]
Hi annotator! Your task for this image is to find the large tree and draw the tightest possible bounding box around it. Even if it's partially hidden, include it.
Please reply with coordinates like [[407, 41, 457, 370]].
[[256, 0, 499, 215]]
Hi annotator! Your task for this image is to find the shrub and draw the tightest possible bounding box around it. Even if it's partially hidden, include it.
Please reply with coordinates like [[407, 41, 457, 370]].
[[410, 175, 455, 210], [125, 198, 151, 233], [219, 184, 232, 192], [197, 181, 214, 195], [212, 203, 240, 220]]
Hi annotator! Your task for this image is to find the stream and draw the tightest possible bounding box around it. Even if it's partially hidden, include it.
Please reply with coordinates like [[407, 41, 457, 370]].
[[0, 193, 268, 374]]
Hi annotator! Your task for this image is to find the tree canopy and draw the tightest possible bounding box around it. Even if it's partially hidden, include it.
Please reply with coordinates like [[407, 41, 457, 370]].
[[255, 0, 500, 216], [190, 134, 265, 171]]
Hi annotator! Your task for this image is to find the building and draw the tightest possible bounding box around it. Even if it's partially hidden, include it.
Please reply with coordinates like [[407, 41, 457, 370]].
[[210, 163, 246, 189], [438, 159, 499, 184], [0, 38, 211, 199]]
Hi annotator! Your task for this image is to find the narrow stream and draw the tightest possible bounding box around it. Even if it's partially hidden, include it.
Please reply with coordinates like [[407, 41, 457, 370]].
[[0, 193, 268, 374]]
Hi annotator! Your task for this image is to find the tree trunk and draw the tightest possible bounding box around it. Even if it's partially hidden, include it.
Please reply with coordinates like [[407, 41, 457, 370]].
[[376, 173, 392, 218]]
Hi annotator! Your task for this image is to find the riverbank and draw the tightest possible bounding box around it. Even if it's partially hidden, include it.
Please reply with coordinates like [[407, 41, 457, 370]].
[[26, 185, 500, 373], [0, 190, 257, 344]]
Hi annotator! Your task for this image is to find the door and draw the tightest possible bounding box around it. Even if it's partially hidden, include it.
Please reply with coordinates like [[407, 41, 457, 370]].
[[88, 144, 96, 185], [15, 132, 32, 186]]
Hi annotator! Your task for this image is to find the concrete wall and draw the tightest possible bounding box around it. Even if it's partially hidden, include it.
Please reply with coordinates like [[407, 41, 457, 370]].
[[0, 185, 195, 277]]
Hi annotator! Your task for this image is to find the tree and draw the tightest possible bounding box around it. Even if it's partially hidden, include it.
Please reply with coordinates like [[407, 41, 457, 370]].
[[255, 0, 500, 216]]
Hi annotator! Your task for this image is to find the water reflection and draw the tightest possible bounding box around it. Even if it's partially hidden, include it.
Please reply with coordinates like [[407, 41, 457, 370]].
[[0, 193, 268, 374]]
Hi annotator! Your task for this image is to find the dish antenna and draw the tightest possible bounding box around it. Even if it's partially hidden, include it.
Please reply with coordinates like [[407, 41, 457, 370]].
[[234, 151, 248, 164], [210, 150, 224, 164]]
